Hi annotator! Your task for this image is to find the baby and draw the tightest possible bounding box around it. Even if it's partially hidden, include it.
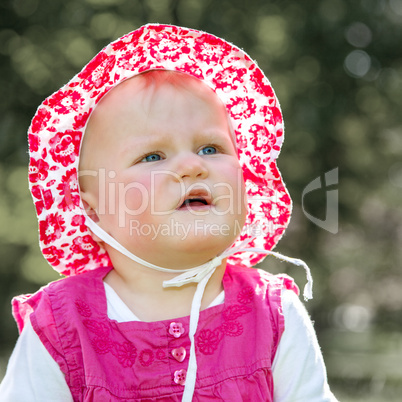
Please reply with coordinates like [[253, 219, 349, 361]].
[[0, 24, 338, 401]]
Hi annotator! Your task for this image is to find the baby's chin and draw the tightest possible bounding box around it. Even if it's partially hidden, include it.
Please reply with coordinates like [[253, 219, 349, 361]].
[[128, 231, 235, 269], [163, 233, 237, 266]]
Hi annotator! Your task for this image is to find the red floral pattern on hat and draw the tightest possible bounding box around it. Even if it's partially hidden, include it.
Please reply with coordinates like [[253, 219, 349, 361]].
[[44, 91, 85, 115], [31, 108, 51, 134], [28, 134, 40, 152], [213, 66, 247, 92], [32, 185, 53, 206], [80, 55, 117, 91], [57, 170, 80, 211], [42, 246, 64, 266], [71, 215, 88, 233], [193, 36, 232, 65], [227, 96, 257, 120], [70, 235, 100, 257], [29, 158, 49, 183], [72, 111, 91, 130], [49, 131, 81, 167], [117, 48, 147, 71], [27, 24, 292, 276], [39, 213, 65, 245]]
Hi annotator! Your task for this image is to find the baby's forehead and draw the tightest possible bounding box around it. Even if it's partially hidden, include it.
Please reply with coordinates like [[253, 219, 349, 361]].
[[125, 71, 236, 146], [84, 70, 234, 141], [104, 70, 223, 111]]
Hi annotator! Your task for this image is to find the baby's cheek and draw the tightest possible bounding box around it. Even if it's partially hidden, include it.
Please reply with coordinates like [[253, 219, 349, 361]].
[[119, 183, 151, 215], [96, 175, 150, 218], [218, 164, 245, 200], [119, 175, 177, 215]]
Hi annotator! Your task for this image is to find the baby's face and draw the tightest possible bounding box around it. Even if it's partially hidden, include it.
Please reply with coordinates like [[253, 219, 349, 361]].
[[80, 73, 247, 268]]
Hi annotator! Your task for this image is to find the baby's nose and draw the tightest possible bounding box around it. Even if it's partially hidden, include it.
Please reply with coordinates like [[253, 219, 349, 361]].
[[174, 153, 209, 180]]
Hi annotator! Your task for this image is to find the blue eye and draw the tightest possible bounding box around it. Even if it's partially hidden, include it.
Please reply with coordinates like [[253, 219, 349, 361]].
[[142, 154, 161, 162], [198, 146, 217, 156]]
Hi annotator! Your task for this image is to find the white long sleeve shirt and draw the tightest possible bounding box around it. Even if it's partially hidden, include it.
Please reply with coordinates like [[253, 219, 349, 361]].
[[0, 286, 337, 401]]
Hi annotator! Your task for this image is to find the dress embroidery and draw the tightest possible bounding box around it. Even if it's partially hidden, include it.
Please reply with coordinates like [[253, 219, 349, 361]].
[[91, 337, 113, 354], [76, 300, 138, 368], [237, 286, 255, 304], [221, 321, 243, 337], [74, 286, 256, 362], [83, 319, 110, 337], [114, 342, 137, 368], [156, 348, 166, 360], [222, 304, 252, 320], [139, 349, 154, 367], [196, 288, 254, 355], [197, 328, 224, 355]]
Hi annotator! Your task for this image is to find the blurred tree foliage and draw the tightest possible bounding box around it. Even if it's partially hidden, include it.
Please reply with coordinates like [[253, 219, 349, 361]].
[[1, 0, 401, 399]]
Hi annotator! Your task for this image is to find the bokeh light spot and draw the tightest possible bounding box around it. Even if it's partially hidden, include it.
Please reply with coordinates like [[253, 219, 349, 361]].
[[10, 41, 51, 93], [65, 36, 96, 68], [333, 303, 373, 332], [344, 50, 371, 78], [90, 13, 118, 39], [256, 15, 289, 57], [345, 22, 372, 48]]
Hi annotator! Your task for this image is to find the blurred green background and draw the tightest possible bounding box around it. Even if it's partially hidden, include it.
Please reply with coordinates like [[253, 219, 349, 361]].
[[0, 0, 401, 400]]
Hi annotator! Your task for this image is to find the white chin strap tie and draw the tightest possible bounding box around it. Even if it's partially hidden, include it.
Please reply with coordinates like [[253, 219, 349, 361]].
[[85, 216, 313, 401]]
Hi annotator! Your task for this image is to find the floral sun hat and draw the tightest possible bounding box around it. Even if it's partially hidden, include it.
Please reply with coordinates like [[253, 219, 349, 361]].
[[28, 23, 292, 277]]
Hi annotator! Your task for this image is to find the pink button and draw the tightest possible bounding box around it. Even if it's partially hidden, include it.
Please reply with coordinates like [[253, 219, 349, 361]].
[[174, 369, 186, 386], [171, 347, 186, 362], [169, 322, 185, 338]]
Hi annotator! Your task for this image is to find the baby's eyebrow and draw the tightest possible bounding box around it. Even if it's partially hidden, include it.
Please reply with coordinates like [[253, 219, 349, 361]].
[[118, 136, 160, 159], [195, 129, 237, 153], [193, 129, 234, 144]]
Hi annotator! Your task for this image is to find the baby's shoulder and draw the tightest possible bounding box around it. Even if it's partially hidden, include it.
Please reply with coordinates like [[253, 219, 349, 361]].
[[12, 266, 111, 332], [39, 266, 111, 298]]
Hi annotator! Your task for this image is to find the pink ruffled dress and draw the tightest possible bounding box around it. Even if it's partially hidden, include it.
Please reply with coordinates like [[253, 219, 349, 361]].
[[13, 264, 298, 401]]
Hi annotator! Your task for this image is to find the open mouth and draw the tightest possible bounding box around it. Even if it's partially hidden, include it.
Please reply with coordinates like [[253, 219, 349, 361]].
[[181, 198, 209, 208], [177, 189, 212, 210]]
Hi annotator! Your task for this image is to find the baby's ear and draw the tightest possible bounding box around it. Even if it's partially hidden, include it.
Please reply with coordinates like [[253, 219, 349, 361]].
[[80, 192, 104, 244], [80, 191, 100, 223]]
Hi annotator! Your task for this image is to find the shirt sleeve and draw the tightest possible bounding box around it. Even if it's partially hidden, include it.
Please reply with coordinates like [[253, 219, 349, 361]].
[[0, 319, 73, 402], [272, 289, 339, 402]]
